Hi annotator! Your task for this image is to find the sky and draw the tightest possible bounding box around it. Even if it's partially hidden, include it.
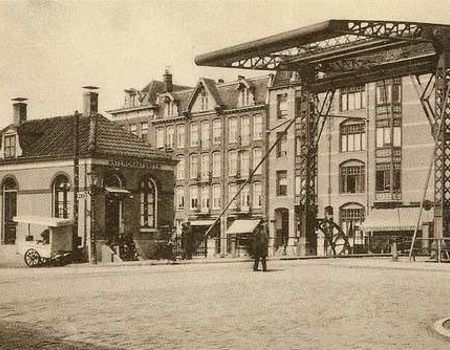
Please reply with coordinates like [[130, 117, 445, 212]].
[[1, 0, 450, 128]]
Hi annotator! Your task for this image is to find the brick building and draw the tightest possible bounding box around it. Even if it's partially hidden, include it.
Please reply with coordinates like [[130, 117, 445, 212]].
[[110, 72, 273, 257], [268, 71, 435, 255], [0, 88, 176, 263]]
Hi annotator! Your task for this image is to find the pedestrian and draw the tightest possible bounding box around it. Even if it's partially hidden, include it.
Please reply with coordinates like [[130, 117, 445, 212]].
[[253, 224, 269, 271], [181, 222, 194, 260]]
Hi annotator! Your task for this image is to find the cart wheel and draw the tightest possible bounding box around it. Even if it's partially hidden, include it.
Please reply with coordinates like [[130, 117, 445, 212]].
[[24, 248, 42, 267]]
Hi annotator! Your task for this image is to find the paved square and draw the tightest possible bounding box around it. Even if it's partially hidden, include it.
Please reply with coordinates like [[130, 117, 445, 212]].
[[1, 259, 449, 349]]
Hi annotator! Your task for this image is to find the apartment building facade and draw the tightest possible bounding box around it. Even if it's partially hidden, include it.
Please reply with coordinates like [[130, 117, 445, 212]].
[[268, 71, 435, 255], [110, 72, 272, 257]]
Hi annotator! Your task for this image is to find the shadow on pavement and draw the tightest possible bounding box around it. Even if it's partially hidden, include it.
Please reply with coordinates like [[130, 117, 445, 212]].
[[0, 321, 122, 350]]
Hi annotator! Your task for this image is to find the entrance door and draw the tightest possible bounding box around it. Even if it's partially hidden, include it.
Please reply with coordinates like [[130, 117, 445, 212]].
[[274, 208, 289, 250], [105, 196, 121, 245], [3, 179, 17, 244]]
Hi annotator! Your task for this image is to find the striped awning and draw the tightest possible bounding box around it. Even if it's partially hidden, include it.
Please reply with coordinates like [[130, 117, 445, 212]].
[[360, 207, 434, 232]]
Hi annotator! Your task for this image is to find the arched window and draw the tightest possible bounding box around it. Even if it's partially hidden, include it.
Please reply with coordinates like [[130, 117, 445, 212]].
[[140, 178, 156, 228], [340, 160, 365, 194], [53, 175, 70, 218]]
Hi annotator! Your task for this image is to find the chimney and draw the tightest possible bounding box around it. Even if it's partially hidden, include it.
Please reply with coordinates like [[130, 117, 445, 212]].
[[218, 78, 224, 83], [83, 86, 99, 116], [12, 97, 27, 127], [163, 67, 173, 92]]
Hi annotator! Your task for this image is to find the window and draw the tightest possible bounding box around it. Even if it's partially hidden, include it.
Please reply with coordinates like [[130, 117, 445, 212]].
[[213, 119, 222, 145], [241, 116, 251, 145], [253, 114, 263, 140], [375, 163, 401, 192], [156, 128, 164, 148], [228, 150, 238, 176], [238, 88, 251, 106], [276, 132, 287, 157], [190, 123, 199, 147], [190, 186, 199, 210], [340, 122, 366, 152], [340, 162, 365, 193], [253, 182, 262, 208], [229, 117, 238, 143], [140, 178, 156, 228], [176, 187, 185, 210], [212, 184, 221, 209], [166, 126, 174, 148], [190, 154, 198, 179], [253, 148, 262, 175], [340, 85, 366, 111], [201, 121, 210, 149], [276, 171, 287, 196], [240, 185, 250, 210], [200, 91, 209, 111], [295, 175, 301, 196], [2, 178, 17, 244], [376, 81, 402, 105], [201, 153, 209, 179], [228, 183, 237, 209], [177, 125, 185, 148], [165, 100, 176, 118], [177, 156, 185, 180], [277, 94, 288, 119], [53, 175, 70, 218], [376, 124, 401, 148], [140, 122, 148, 140], [4, 135, 16, 158], [212, 152, 222, 177], [201, 186, 210, 211], [340, 204, 365, 241], [130, 124, 137, 136], [240, 151, 250, 178]]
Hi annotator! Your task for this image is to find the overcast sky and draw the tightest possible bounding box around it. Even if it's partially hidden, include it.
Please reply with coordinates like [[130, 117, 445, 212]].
[[1, 0, 450, 128]]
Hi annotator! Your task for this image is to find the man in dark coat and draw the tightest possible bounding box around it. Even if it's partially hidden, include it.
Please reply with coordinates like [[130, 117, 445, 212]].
[[181, 222, 194, 260], [253, 224, 269, 271]]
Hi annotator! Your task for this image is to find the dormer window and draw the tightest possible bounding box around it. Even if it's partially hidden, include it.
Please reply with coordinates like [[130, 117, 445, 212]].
[[200, 91, 209, 111], [4, 135, 16, 158], [238, 88, 252, 106]]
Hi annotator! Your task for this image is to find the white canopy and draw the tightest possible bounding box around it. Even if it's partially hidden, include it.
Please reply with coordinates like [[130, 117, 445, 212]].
[[13, 216, 73, 227], [226, 219, 261, 235]]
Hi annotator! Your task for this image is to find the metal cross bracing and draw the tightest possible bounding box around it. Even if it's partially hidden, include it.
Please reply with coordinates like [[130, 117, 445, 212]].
[[195, 19, 450, 254]]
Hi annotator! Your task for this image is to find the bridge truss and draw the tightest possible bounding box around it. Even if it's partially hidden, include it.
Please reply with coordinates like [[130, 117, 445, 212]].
[[195, 20, 450, 252]]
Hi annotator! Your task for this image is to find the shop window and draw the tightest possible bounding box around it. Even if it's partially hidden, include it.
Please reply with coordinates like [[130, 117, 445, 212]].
[[140, 178, 156, 228], [340, 122, 366, 152], [53, 175, 70, 218], [340, 162, 365, 194]]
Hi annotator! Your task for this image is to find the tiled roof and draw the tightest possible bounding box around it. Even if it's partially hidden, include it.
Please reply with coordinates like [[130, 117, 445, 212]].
[[3, 114, 175, 163]]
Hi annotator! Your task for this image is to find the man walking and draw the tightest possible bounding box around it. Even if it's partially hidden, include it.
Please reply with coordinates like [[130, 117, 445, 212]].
[[253, 223, 269, 271]]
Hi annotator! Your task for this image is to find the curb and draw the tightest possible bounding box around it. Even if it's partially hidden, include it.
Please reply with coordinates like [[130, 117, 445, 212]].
[[433, 318, 450, 340]]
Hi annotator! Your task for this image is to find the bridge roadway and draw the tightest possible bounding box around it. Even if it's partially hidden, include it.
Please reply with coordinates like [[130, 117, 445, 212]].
[[0, 258, 449, 349]]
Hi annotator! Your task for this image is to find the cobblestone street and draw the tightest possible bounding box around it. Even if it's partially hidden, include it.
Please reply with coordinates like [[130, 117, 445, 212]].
[[1, 258, 450, 349]]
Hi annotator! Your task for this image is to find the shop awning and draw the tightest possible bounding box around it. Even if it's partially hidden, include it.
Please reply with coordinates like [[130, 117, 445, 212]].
[[226, 219, 261, 235], [190, 220, 217, 226], [105, 187, 131, 195], [13, 216, 73, 227], [360, 207, 434, 232]]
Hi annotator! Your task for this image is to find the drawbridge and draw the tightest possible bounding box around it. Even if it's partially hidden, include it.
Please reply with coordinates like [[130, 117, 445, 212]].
[[197, 20, 450, 256]]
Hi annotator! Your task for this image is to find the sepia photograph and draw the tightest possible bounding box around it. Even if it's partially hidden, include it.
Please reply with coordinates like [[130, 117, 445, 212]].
[[1, 0, 450, 349]]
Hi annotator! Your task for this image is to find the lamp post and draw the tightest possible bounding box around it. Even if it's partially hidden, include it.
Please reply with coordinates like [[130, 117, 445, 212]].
[[88, 171, 99, 264]]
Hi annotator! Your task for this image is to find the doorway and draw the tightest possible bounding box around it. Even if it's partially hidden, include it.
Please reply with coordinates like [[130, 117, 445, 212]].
[[3, 178, 17, 244], [105, 195, 123, 245], [274, 208, 289, 251]]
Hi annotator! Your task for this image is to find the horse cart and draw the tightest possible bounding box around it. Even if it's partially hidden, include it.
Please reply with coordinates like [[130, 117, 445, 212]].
[[14, 216, 74, 267]]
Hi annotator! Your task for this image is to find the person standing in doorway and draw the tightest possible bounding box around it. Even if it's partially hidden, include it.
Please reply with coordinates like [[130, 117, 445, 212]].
[[182, 222, 194, 260], [253, 223, 269, 271]]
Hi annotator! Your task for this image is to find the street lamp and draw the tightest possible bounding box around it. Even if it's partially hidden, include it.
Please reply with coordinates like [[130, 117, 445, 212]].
[[88, 171, 100, 264]]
